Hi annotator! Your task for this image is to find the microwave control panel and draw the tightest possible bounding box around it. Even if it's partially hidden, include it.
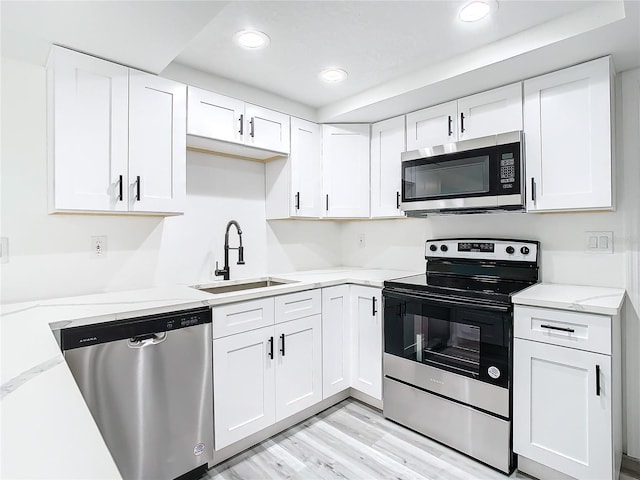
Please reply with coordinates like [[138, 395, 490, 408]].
[[496, 142, 521, 192]]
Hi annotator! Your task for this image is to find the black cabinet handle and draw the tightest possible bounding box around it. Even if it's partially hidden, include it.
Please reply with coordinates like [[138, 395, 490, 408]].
[[396, 191, 401, 209], [447, 115, 453, 136], [531, 178, 536, 203], [135, 176, 141, 201], [596, 365, 601, 396], [238, 114, 244, 135], [280, 333, 285, 356], [118, 175, 123, 202], [540, 324, 575, 333], [372, 297, 378, 316], [460, 112, 465, 133], [268, 336, 274, 359], [249, 117, 255, 138], [295, 192, 300, 210], [326, 194, 329, 211]]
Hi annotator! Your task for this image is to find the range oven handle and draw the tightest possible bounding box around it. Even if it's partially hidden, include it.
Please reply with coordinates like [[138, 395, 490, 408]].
[[382, 288, 510, 313]]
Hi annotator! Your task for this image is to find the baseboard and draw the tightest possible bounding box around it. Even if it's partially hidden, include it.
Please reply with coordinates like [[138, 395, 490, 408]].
[[349, 388, 383, 410], [622, 455, 640, 476]]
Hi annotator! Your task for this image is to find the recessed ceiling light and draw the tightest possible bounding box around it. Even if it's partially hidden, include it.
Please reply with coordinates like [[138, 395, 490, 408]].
[[458, 1, 496, 22], [319, 68, 348, 83], [233, 30, 270, 49]]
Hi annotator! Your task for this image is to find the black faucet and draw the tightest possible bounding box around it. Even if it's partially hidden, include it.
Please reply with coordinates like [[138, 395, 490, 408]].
[[214, 220, 245, 281]]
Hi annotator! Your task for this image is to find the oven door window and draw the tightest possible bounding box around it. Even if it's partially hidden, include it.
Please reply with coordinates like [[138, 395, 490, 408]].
[[403, 155, 490, 201], [384, 295, 508, 387]]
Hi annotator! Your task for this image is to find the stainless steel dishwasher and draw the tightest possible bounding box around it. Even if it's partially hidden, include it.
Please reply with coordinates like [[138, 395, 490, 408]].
[[61, 307, 213, 480]]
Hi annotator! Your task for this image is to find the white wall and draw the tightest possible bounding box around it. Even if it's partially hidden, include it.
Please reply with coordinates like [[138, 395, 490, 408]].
[[0, 57, 338, 303]]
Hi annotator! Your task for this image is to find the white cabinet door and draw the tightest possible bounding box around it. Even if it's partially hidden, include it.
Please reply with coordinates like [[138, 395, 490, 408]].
[[350, 286, 382, 400], [406, 101, 457, 150], [128, 71, 186, 214], [290, 118, 322, 218], [524, 57, 613, 212], [244, 104, 290, 154], [457, 82, 522, 141], [213, 326, 275, 450], [48, 46, 129, 212], [370, 116, 405, 218], [322, 124, 370, 218], [275, 315, 322, 421], [322, 285, 351, 398], [186, 87, 244, 145], [514, 338, 612, 480]]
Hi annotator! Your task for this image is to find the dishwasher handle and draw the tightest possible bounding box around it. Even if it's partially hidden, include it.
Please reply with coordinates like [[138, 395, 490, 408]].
[[128, 332, 167, 348]]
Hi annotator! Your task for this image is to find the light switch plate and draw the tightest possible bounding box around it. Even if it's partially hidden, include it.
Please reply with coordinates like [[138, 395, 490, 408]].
[[585, 231, 613, 254], [0, 237, 8, 264]]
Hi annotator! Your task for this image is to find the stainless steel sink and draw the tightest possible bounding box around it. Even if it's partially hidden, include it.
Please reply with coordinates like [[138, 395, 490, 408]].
[[195, 278, 294, 295]]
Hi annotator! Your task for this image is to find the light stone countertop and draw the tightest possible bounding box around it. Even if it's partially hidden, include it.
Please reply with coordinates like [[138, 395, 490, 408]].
[[512, 282, 626, 316], [0, 268, 415, 480]]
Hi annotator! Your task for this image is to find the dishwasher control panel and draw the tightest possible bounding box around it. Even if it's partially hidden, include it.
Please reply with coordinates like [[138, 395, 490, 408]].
[[61, 307, 212, 350]]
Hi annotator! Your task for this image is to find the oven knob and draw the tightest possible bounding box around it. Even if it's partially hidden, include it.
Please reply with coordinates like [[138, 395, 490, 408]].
[[521, 246, 530, 255], [506, 246, 515, 254], [440, 245, 448, 252], [429, 244, 437, 252]]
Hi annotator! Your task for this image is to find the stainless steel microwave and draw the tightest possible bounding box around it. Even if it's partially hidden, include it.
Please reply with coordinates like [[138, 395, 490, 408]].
[[400, 131, 524, 216]]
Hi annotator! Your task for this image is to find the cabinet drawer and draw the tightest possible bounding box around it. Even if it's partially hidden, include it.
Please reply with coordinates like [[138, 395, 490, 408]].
[[275, 289, 321, 324], [213, 298, 274, 338], [514, 306, 611, 355]]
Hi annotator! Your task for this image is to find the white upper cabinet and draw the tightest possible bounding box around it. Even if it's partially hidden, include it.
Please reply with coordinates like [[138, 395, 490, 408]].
[[48, 47, 129, 213], [187, 87, 290, 159], [370, 116, 406, 218], [265, 117, 322, 219], [524, 57, 613, 212], [322, 124, 371, 218], [405, 83, 522, 150], [47, 46, 186, 215], [457, 83, 523, 141], [128, 71, 186, 213], [406, 101, 457, 151]]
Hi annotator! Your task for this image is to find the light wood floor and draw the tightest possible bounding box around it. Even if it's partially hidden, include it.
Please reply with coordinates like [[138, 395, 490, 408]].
[[206, 399, 531, 480]]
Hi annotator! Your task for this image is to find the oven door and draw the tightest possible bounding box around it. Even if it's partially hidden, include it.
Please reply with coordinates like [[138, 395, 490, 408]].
[[383, 288, 511, 388]]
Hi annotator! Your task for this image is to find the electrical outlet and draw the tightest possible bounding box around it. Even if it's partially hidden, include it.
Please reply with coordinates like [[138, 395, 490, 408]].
[[585, 231, 613, 254], [358, 234, 366, 248], [0, 237, 8, 264], [91, 236, 107, 258]]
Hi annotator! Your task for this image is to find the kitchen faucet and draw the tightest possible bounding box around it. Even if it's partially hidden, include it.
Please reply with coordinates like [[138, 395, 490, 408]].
[[214, 220, 244, 281]]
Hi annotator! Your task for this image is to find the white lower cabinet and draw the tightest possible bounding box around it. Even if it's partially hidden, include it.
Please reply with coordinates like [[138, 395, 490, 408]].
[[212, 291, 322, 450], [213, 325, 275, 450], [350, 286, 382, 400], [322, 285, 351, 398], [513, 305, 621, 480]]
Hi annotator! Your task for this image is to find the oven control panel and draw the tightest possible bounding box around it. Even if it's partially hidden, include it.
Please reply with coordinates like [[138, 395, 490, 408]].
[[425, 239, 538, 262]]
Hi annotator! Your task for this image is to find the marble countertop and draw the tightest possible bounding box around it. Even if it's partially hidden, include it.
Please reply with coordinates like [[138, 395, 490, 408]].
[[512, 282, 626, 316], [0, 268, 414, 480]]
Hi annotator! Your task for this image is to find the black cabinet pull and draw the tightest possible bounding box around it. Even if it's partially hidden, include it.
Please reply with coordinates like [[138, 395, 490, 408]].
[[372, 297, 378, 316], [118, 175, 123, 202], [396, 191, 401, 209], [238, 114, 244, 135], [540, 324, 575, 333], [295, 192, 300, 210], [531, 178, 536, 203], [596, 365, 601, 396], [460, 112, 465, 133], [326, 194, 329, 211], [135, 176, 141, 201], [249, 117, 255, 138], [268, 336, 274, 359], [280, 333, 285, 356], [447, 115, 453, 136]]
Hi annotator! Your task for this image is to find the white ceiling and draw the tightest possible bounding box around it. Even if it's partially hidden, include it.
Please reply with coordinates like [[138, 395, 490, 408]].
[[2, 0, 639, 123]]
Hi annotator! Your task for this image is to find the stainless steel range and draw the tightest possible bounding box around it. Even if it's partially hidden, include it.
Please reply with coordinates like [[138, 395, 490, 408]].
[[382, 238, 540, 474]]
